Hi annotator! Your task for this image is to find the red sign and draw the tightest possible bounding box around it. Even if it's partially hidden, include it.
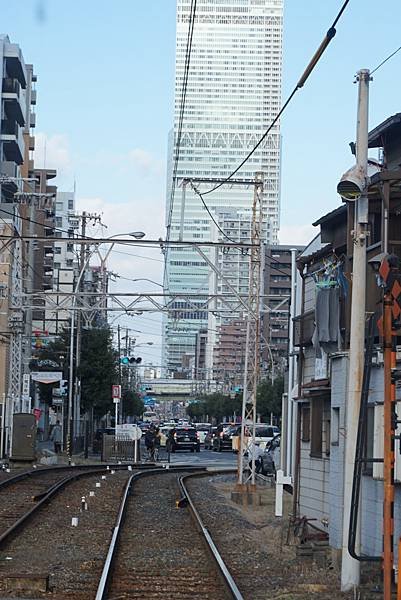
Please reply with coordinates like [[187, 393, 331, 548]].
[[33, 408, 42, 422], [112, 385, 121, 399]]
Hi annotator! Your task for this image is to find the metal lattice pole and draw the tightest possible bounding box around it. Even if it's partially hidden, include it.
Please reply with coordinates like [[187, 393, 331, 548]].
[[238, 173, 263, 486], [6, 235, 23, 455]]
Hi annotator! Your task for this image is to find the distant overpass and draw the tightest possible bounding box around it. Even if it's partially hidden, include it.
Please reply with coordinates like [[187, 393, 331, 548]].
[[140, 378, 195, 399]]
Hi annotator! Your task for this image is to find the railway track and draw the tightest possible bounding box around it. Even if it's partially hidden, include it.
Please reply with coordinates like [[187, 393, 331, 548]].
[[96, 468, 242, 600], [0, 464, 132, 547]]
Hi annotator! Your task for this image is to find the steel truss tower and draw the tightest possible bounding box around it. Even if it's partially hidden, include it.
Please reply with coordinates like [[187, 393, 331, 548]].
[[238, 173, 263, 486]]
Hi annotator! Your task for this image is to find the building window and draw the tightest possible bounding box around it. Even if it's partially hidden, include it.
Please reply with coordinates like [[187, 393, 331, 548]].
[[301, 405, 310, 442], [68, 199, 74, 210], [310, 398, 323, 458]]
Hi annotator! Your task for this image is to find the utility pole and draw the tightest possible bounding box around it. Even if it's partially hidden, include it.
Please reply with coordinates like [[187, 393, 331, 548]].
[[69, 211, 101, 456], [285, 248, 298, 476], [340, 69, 371, 592], [238, 172, 263, 487]]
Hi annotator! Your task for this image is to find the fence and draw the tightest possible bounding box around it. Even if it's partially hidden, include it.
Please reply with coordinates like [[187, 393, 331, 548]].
[[101, 434, 141, 462]]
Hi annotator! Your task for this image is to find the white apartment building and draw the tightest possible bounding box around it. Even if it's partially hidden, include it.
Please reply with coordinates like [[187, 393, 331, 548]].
[[163, 0, 283, 373], [45, 191, 78, 334]]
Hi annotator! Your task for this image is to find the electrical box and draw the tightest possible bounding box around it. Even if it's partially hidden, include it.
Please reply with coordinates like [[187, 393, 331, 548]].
[[11, 413, 36, 461]]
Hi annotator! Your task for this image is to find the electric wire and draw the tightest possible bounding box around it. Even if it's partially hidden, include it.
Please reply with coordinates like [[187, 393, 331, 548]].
[[370, 44, 401, 75], [164, 0, 197, 294], [196, 0, 350, 200]]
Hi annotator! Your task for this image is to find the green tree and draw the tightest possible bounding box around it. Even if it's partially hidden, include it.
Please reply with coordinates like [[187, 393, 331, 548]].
[[36, 325, 118, 417], [256, 377, 284, 422], [187, 392, 242, 422], [78, 327, 117, 416], [122, 389, 144, 419]]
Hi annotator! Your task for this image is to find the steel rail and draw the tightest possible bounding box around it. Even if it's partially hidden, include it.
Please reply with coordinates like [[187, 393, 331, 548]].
[[95, 465, 213, 600], [0, 466, 116, 548], [0, 462, 164, 492], [178, 470, 243, 600]]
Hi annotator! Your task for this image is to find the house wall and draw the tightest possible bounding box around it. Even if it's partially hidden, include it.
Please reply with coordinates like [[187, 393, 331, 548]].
[[299, 421, 331, 524], [328, 354, 348, 549]]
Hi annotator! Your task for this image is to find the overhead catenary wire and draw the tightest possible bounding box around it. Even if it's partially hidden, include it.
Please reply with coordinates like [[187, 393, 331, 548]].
[[370, 44, 401, 76], [197, 0, 350, 199], [164, 0, 197, 295]]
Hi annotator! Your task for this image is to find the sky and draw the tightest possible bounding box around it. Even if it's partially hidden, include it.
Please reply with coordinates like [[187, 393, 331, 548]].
[[1, 0, 401, 365]]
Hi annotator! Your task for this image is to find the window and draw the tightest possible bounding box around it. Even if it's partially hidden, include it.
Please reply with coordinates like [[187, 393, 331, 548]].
[[68, 199, 74, 210], [301, 405, 310, 442], [310, 398, 323, 457]]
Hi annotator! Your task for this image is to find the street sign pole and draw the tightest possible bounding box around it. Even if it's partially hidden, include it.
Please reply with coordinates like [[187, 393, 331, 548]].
[[112, 385, 121, 427]]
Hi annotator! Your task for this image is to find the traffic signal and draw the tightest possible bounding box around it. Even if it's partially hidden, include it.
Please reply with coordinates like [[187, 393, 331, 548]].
[[120, 356, 142, 365]]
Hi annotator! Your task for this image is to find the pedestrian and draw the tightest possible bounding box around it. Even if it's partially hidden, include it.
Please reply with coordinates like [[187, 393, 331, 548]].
[[166, 427, 176, 454], [144, 426, 156, 460], [50, 420, 62, 454], [247, 440, 263, 474]]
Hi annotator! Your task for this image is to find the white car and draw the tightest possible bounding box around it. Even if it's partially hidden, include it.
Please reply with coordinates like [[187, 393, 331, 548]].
[[195, 423, 212, 444], [254, 425, 280, 449]]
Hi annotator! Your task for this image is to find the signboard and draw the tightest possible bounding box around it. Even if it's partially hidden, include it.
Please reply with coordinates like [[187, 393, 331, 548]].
[[112, 384, 121, 399], [22, 374, 30, 396], [31, 371, 62, 384], [116, 424, 142, 441]]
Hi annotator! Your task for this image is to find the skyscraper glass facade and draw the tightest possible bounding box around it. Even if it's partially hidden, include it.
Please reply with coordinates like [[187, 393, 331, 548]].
[[163, 0, 283, 373]]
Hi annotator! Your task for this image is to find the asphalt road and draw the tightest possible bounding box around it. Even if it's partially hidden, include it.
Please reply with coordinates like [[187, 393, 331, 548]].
[[157, 446, 238, 468]]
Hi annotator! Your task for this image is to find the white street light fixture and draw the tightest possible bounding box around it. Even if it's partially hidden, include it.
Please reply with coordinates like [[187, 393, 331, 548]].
[[128, 231, 145, 239]]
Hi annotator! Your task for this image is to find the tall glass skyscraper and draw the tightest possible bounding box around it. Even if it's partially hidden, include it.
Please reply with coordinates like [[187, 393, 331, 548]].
[[163, 0, 283, 374]]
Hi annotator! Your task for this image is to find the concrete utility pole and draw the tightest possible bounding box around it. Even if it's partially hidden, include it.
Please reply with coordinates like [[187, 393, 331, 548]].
[[285, 247, 298, 477], [340, 69, 371, 592]]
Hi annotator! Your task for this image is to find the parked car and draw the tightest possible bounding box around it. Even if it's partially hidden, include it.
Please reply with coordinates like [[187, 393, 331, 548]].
[[195, 423, 211, 444], [254, 425, 280, 449], [213, 424, 240, 452], [260, 434, 281, 476], [231, 424, 280, 452], [168, 426, 200, 453], [204, 426, 217, 450]]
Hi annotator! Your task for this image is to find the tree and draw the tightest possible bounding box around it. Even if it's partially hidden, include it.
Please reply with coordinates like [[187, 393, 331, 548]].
[[78, 327, 117, 416], [256, 377, 284, 422], [186, 392, 242, 422], [122, 389, 144, 419], [36, 325, 118, 417]]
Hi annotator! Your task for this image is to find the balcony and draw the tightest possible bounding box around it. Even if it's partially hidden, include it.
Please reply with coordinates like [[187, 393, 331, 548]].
[[1, 120, 23, 165], [5, 54, 26, 88], [30, 89, 37, 105], [1, 119, 18, 136], [2, 78, 20, 95], [29, 112, 36, 128], [28, 136, 35, 151], [0, 161, 18, 201], [293, 310, 315, 347], [2, 79, 25, 126]]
